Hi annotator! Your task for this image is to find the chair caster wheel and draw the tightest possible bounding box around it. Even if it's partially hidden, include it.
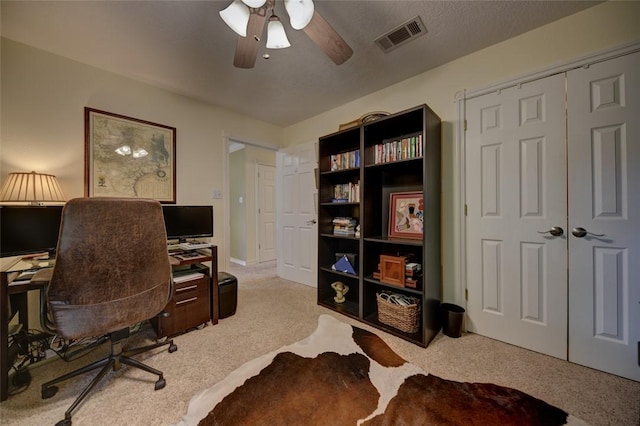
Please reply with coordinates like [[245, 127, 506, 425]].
[[168, 343, 177, 353], [42, 385, 59, 399], [155, 377, 166, 390]]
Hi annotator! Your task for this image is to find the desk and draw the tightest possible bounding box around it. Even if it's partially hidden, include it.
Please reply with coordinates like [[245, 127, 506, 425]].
[[0, 247, 219, 401], [0, 257, 53, 402]]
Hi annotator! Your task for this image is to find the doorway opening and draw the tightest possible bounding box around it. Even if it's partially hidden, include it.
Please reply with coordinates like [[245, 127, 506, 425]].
[[225, 137, 278, 268]]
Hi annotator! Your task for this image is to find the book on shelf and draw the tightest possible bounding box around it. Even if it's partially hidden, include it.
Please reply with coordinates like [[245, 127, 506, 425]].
[[331, 255, 356, 275], [332, 217, 357, 236], [332, 217, 357, 226], [373, 134, 423, 164], [331, 181, 360, 203], [330, 149, 360, 171], [333, 227, 355, 236], [335, 252, 357, 266], [332, 217, 357, 237]]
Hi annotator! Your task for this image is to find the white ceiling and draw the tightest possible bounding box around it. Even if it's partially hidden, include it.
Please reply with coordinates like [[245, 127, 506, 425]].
[[1, 0, 601, 127]]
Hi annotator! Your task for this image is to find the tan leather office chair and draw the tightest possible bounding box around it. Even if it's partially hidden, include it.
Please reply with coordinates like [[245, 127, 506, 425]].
[[33, 198, 177, 426]]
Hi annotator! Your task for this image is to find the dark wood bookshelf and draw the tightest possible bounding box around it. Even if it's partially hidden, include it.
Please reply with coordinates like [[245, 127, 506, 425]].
[[317, 104, 442, 347]]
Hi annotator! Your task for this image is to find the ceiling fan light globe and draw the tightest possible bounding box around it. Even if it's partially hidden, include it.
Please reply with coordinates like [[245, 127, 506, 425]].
[[266, 19, 291, 49], [284, 0, 314, 30], [219, 0, 250, 37], [241, 0, 267, 7]]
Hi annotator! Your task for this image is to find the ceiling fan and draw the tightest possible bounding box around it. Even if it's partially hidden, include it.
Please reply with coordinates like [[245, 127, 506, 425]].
[[219, 0, 353, 69]]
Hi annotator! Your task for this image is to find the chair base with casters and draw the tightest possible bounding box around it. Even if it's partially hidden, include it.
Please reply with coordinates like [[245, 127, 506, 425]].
[[41, 328, 177, 426]]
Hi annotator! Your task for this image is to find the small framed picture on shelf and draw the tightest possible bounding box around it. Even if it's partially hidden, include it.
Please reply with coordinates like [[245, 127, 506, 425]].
[[379, 255, 406, 287], [389, 191, 424, 240]]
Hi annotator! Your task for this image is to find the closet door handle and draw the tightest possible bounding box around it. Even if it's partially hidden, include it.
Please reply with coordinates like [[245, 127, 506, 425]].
[[571, 227, 604, 238], [537, 226, 564, 237]]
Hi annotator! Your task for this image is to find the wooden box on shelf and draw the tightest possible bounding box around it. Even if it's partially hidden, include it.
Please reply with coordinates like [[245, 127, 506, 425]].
[[379, 255, 406, 287], [374, 254, 422, 288]]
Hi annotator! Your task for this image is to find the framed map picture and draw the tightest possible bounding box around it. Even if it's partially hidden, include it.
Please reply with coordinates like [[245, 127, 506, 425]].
[[389, 191, 424, 240], [84, 108, 176, 203]]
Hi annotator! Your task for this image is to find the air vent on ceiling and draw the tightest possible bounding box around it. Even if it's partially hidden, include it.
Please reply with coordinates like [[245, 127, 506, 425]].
[[374, 16, 427, 53]]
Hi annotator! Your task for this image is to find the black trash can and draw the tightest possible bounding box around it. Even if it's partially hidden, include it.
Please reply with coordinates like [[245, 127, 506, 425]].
[[218, 272, 238, 319], [441, 303, 465, 338]]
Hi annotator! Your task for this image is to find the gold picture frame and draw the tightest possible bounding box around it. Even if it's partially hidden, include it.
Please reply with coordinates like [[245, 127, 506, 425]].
[[84, 108, 176, 203]]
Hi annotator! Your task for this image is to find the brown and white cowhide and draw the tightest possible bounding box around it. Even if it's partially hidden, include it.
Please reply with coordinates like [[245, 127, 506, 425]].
[[176, 315, 586, 426]]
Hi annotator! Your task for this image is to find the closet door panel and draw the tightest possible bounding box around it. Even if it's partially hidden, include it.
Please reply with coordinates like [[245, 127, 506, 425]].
[[567, 50, 640, 381], [465, 73, 568, 359]]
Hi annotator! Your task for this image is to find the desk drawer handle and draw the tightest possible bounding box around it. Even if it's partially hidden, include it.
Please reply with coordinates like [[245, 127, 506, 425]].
[[175, 297, 198, 306], [176, 284, 198, 293]]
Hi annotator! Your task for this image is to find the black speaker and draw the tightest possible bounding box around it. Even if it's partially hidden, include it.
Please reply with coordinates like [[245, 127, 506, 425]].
[[218, 272, 237, 319]]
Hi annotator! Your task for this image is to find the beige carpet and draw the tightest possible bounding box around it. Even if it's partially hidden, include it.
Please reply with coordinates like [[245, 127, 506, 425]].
[[1, 260, 638, 425]]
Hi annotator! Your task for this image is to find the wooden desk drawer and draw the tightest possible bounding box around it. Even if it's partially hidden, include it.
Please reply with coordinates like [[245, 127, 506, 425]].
[[152, 275, 210, 338], [174, 279, 208, 302]]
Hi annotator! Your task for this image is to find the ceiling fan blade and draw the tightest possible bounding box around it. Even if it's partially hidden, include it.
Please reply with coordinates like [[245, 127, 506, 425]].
[[303, 10, 353, 65], [233, 7, 268, 69]]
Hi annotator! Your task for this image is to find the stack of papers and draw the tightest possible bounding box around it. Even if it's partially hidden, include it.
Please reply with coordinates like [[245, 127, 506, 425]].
[[179, 242, 212, 250], [173, 272, 205, 283]]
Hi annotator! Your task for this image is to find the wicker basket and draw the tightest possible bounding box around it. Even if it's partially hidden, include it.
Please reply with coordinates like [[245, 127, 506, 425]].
[[376, 292, 420, 333]]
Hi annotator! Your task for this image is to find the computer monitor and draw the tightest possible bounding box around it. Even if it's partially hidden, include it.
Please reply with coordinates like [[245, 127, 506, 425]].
[[162, 205, 213, 242], [0, 205, 64, 258]]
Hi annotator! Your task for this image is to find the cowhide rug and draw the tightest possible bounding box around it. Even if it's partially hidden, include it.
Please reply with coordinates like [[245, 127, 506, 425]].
[[176, 315, 586, 426]]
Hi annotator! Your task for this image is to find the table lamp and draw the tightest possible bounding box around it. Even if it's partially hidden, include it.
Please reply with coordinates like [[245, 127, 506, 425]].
[[0, 171, 66, 205]]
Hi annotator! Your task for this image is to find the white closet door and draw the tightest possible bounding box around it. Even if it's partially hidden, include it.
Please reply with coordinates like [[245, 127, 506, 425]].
[[465, 73, 568, 359], [567, 50, 640, 381]]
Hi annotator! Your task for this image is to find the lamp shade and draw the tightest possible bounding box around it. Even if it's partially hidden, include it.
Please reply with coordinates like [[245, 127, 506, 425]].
[[266, 16, 291, 49], [0, 171, 66, 205], [220, 0, 251, 37], [241, 0, 267, 7], [284, 0, 314, 30]]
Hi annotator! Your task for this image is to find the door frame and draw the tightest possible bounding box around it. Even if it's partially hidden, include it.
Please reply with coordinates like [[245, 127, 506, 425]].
[[454, 40, 640, 310], [222, 133, 279, 271]]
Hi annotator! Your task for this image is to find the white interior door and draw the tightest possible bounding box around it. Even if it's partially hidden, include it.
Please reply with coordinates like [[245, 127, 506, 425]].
[[465, 73, 568, 359], [276, 142, 317, 287], [567, 51, 640, 381], [258, 164, 276, 262]]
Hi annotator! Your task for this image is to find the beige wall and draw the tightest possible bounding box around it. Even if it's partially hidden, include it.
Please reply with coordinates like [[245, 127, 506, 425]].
[[1, 38, 284, 273], [2, 1, 640, 308], [282, 1, 640, 302], [229, 149, 247, 261], [283, 2, 640, 144]]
